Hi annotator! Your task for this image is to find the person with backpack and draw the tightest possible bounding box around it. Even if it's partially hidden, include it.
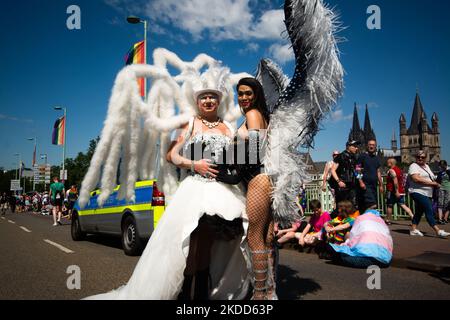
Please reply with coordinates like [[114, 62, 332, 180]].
[[65, 185, 78, 220], [49, 176, 65, 226], [385, 157, 414, 224], [408, 150, 449, 238], [330, 140, 360, 217]]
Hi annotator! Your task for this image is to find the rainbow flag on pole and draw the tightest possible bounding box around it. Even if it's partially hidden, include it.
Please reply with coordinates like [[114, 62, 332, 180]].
[[125, 40, 145, 97], [52, 116, 65, 145]]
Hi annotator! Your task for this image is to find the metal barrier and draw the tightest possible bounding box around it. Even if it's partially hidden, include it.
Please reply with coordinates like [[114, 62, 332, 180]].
[[303, 179, 415, 220]]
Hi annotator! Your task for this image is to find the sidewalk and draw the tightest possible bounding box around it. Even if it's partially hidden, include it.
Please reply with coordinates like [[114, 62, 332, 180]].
[[388, 219, 450, 274], [282, 218, 450, 275]]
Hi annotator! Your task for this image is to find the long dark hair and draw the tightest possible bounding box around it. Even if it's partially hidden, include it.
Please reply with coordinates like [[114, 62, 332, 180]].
[[236, 77, 270, 123]]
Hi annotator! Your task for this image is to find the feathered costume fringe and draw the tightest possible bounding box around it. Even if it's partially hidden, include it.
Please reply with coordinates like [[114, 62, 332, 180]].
[[262, 0, 344, 226]]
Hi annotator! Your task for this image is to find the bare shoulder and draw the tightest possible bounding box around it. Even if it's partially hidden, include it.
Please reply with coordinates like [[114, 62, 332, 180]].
[[245, 109, 265, 129]]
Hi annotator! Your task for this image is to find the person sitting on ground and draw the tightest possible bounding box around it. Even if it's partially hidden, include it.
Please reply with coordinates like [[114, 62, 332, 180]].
[[275, 220, 303, 245], [324, 200, 356, 244], [295, 199, 331, 247], [275, 189, 307, 244], [325, 209, 393, 268]]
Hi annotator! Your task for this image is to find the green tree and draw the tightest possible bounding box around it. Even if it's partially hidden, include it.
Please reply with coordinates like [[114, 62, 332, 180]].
[[64, 137, 99, 188]]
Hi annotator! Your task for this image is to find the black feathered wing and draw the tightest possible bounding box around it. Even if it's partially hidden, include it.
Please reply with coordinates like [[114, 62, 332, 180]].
[[263, 0, 344, 226]]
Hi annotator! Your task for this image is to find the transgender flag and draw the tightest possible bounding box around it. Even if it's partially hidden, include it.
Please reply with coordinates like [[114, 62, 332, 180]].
[[52, 116, 65, 145], [125, 40, 145, 97]]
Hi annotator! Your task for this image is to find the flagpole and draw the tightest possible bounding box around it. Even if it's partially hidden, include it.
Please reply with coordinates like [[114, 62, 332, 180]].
[[62, 108, 67, 184], [28, 137, 37, 191], [54, 106, 67, 184], [144, 19, 148, 102]]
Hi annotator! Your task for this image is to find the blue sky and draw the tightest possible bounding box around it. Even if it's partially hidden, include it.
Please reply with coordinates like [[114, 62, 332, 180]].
[[1, 0, 449, 171]]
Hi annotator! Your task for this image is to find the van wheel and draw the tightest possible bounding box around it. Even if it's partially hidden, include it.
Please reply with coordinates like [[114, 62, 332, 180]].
[[122, 216, 144, 256], [71, 213, 86, 241]]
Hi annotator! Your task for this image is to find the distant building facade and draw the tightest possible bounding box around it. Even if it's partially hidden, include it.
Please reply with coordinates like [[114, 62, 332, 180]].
[[399, 92, 441, 164], [379, 130, 401, 165]]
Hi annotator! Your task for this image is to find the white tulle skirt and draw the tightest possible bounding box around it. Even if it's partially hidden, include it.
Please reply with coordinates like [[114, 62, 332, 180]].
[[85, 176, 250, 300]]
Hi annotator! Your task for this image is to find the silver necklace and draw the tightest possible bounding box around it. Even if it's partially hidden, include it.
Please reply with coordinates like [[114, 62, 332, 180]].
[[199, 116, 221, 129]]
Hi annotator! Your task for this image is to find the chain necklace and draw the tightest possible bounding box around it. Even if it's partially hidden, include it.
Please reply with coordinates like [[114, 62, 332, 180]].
[[198, 116, 221, 129]]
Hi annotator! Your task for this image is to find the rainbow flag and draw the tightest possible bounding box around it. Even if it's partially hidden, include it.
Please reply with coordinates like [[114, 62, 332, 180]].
[[125, 40, 145, 97], [52, 116, 65, 145]]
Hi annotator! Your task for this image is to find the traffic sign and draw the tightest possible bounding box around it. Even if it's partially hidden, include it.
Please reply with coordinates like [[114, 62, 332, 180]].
[[60, 169, 67, 180], [10, 179, 21, 191]]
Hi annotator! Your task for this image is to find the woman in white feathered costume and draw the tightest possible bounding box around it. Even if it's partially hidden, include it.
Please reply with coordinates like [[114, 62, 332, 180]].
[[85, 71, 251, 300]]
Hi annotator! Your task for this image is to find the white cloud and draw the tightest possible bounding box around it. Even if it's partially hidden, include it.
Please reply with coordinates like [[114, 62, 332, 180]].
[[250, 10, 285, 39], [268, 43, 294, 65], [145, 0, 253, 41], [105, 0, 286, 42], [327, 107, 353, 123], [238, 42, 260, 55]]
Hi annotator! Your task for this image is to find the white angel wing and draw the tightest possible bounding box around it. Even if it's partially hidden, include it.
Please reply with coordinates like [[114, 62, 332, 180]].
[[79, 49, 248, 208]]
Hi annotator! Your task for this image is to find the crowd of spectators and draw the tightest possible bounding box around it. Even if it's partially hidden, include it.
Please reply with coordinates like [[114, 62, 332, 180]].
[[0, 181, 78, 224]]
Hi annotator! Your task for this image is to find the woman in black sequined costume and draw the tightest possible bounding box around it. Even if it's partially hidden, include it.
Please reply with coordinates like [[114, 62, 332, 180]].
[[236, 78, 277, 300]]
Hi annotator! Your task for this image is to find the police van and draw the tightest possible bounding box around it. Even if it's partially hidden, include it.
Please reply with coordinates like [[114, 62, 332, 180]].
[[71, 180, 165, 256]]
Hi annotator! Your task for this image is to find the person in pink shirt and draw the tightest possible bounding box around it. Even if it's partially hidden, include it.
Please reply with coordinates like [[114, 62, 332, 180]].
[[296, 200, 331, 247]]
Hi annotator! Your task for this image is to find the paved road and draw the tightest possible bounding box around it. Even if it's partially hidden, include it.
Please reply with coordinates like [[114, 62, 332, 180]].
[[1, 211, 449, 300]]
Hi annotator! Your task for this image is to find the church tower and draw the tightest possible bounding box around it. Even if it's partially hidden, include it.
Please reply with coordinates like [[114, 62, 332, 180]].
[[348, 103, 377, 153], [391, 130, 398, 152], [400, 91, 441, 164], [348, 103, 365, 147]]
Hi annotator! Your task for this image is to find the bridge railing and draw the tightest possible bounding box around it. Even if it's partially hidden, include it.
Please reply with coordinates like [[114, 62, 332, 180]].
[[303, 178, 415, 220]]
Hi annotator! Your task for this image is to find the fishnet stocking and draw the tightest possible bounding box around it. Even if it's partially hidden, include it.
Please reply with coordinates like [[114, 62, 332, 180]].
[[246, 174, 276, 299]]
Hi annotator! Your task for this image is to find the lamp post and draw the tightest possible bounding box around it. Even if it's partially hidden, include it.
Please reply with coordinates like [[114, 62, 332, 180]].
[[13, 153, 21, 194], [126, 15, 148, 101], [27, 137, 37, 191], [54, 106, 67, 184], [126, 15, 162, 178], [40, 153, 48, 191]]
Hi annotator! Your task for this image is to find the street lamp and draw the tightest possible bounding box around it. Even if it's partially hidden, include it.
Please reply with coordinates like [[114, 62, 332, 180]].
[[40, 153, 49, 191], [13, 153, 21, 180], [13, 153, 21, 194], [54, 106, 67, 183], [126, 15, 160, 178], [27, 137, 37, 190], [126, 15, 148, 100]]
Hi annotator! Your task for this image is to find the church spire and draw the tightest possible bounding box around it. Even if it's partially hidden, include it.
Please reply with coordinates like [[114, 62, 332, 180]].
[[391, 129, 398, 152], [408, 92, 424, 135], [363, 104, 376, 141], [348, 103, 364, 146], [352, 103, 361, 132]]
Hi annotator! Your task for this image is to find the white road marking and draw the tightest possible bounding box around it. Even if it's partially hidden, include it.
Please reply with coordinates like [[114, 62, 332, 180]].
[[43, 239, 74, 254], [8, 220, 16, 224], [20, 226, 32, 233], [1, 217, 5, 220]]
